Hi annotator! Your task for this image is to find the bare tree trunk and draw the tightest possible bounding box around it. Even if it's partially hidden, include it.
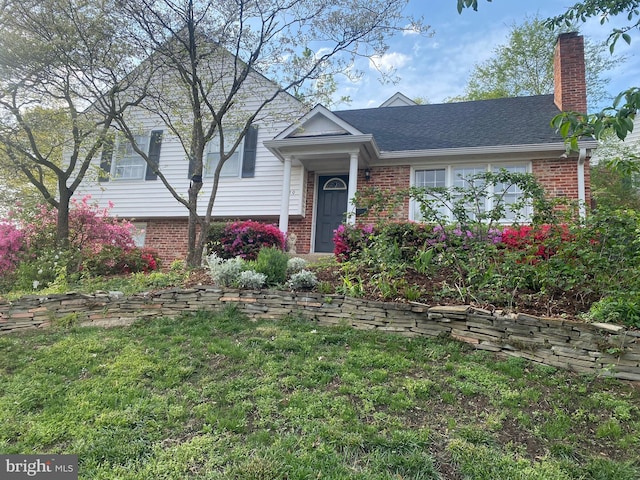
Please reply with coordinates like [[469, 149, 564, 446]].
[[56, 182, 70, 249], [186, 180, 203, 267]]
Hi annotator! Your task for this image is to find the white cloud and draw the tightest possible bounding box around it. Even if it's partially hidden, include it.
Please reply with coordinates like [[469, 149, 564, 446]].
[[369, 52, 411, 72], [402, 24, 421, 36]]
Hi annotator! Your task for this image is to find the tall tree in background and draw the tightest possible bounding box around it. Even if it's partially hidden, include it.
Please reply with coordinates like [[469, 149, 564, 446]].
[[115, 0, 427, 267], [0, 0, 143, 246], [454, 16, 621, 109], [456, 0, 639, 145]]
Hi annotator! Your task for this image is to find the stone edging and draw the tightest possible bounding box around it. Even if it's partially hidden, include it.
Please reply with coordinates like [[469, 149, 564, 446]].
[[1, 287, 639, 381]]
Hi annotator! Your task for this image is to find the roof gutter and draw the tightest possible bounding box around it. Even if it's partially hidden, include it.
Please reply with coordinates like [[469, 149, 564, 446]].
[[379, 141, 598, 159], [578, 147, 587, 219]]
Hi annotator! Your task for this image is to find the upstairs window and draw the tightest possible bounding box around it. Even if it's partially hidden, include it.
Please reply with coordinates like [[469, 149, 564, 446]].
[[99, 130, 163, 182], [114, 134, 149, 180], [205, 133, 244, 178], [190, 125, 258, 180]]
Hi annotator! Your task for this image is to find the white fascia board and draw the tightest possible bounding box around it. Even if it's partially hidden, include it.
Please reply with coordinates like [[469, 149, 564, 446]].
[[264, 134, 379, 160], [377, 141, 598, 161]]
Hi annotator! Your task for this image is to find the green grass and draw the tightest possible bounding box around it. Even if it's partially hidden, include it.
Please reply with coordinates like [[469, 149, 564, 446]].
[[1, 307, 639, 479]]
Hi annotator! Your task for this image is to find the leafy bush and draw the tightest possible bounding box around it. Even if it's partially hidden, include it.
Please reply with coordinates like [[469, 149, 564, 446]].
[[0, 222, 25, 271], [209, 220, 286, 261], [237, 270, 267, 290], [1, 196, 154, 292], [288, 270, 318, 291], [205, 254, 244, 287], [287, 257, 308, 275], [333, 223, 374, 262], [254, 247, 289, 286], [82, 246, 160, 276], [587, 294, 640, 328]]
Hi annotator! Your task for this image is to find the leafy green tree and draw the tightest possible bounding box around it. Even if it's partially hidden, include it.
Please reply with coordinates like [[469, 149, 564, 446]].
[[590, 130, 640, 209], [115, 0, 427, 267], [456, 16, 621, 109], [457, 0, 639, 147], [0, 0, 142, 247]]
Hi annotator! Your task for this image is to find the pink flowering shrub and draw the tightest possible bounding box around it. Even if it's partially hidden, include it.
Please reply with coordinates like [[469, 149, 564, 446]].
[[333, 223, 375, 262], [25, 196, 135, 254], [0, 222, 25, 274], [212, 220, 286, 261], [3, 196, 160, 290], [501, 224, 571, 260]]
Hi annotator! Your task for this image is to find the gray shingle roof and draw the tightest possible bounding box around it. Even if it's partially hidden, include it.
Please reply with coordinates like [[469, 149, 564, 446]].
[[333, 95, 564, 152]]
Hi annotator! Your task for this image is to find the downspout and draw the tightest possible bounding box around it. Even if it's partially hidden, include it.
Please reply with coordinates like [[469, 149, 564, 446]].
[[577, 147, 587, 219]]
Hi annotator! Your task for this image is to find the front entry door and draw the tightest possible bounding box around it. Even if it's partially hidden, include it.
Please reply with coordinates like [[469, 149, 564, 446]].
[[315, 175, 349, 253]]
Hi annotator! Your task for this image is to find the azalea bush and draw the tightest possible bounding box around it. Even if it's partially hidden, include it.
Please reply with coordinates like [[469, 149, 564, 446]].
[[208, 220, 286, 261], [0, 196, 160, 293], [0, 222, 25, 276], [333, 223, 374, 262]]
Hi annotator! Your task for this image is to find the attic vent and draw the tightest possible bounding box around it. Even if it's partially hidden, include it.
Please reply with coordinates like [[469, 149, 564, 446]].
[[323, 178, 347, 191]]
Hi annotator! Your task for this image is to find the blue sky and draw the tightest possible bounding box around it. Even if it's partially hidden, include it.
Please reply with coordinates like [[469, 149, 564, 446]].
[[336, 0, 639, 112]]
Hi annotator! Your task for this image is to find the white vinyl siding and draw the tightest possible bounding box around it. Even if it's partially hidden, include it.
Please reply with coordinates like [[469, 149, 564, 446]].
[[79, 99, 306, 218]]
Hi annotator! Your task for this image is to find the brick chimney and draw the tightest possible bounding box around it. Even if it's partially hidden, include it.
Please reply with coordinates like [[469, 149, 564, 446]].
[[554, 32, 587, 113]]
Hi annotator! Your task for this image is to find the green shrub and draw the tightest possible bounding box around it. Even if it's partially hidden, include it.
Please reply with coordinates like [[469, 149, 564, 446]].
[[587, 294, 640, 328], [254, 247, 289, 286]]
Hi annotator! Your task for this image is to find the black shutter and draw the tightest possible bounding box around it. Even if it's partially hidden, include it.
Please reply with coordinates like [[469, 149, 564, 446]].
[[146, 130, 163, 181], [241, 125, 258, 178], [99, 136, 114, 182]]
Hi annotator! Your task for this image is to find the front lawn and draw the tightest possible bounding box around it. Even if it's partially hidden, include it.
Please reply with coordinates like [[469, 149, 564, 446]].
[[1, 308, 638, 479]]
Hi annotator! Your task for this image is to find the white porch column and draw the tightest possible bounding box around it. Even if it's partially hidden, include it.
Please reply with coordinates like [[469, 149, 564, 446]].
[[279, 155, 293, 233], [347, 152, 359, 225]]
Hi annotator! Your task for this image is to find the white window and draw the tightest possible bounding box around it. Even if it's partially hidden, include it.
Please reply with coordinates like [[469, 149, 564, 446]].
[[494, 165, 529, 222], [412, 163, 530, 223], [131, 222, 147, 248], [114, 134, 149, 180], [205, 133, 244, 178], [452, 166, 488, 220], [414, 168, 447, 220]]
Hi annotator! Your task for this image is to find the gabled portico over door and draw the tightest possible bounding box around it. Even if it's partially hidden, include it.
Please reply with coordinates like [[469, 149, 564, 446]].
[[315, 175, 349, 252]]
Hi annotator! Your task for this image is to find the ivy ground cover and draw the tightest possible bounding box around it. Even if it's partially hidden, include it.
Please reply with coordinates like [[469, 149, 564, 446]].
[[1, 308, 638, 479]]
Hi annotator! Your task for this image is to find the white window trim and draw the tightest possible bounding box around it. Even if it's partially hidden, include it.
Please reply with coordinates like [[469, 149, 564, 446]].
[[410, 162, 532, 223], [112, 133, 151, 181]]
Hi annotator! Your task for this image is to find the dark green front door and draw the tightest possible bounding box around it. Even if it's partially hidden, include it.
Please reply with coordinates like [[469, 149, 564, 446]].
[[315, 175, 349, 253]]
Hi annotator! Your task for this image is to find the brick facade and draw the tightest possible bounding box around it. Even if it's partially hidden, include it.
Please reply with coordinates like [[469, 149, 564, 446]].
[[532, 156, 591, 203], [144, 219, 190, 266]]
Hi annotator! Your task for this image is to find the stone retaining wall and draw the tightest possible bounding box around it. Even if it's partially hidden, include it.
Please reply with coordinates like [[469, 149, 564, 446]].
[[1, 287, 639, 381]]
